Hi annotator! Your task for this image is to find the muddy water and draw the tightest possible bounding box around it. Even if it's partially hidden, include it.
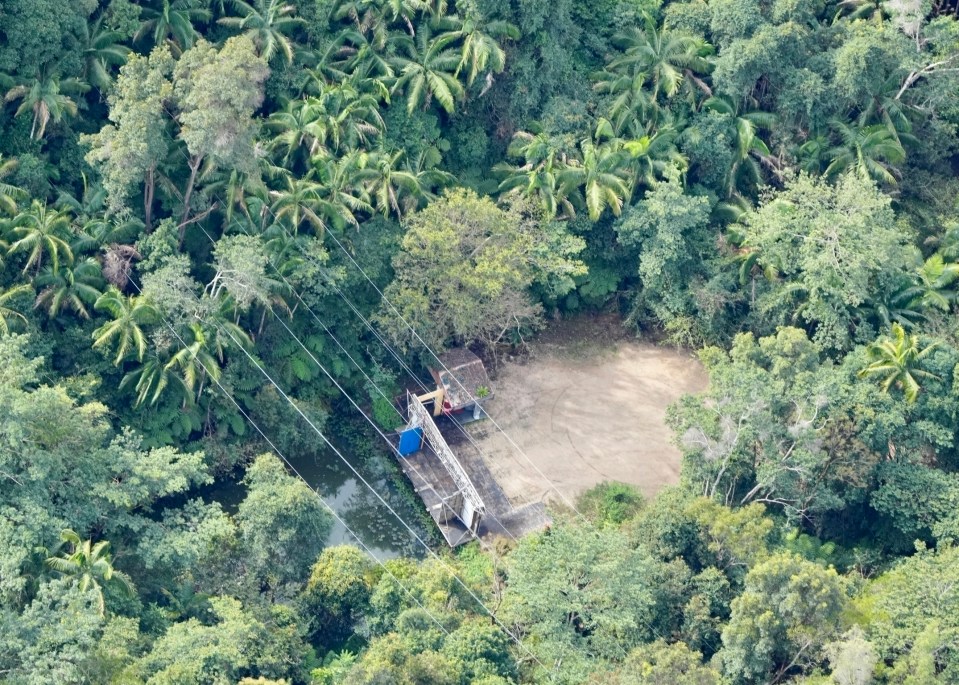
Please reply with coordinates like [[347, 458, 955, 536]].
[[206, 440, 429, 561]]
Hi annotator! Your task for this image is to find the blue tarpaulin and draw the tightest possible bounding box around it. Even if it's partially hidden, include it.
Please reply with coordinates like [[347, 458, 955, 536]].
[[398, 427, 423, 456]]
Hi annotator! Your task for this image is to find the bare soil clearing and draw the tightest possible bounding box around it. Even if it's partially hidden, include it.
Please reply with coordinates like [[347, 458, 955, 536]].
[[465, 316, 708, 507]]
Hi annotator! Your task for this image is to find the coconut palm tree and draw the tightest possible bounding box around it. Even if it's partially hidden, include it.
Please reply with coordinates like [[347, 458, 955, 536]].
[[495, 130, 578, 219], [900, 252, 959, 313], [92, 288, 161, 365], [615, 121, 687, 193], [46, 529, 135, 616], [0, 284, 32, 335], [390, 20, 464, 114], [218, 0, 305, 64], [269, 159, 371, 236], [0, 155, 27, 216], [267, 98, 332, 166], [452, 14, 518, 87], [858, 323, 939, 403], [166, 322, 224, 402], [79, 14, 132, 91], [268, 174, 330, 235], [592, 69, 658, 137], [559, 140, 631, 221], [323, 27, 395, 81], [307, 155, 374, 228], [702, 95, 777, 198], [121, 351, 190, 407], [608, 18, 711, 101], [136, 0, 211, 54], [3, 72, 88, 140], [33, 258, 105, 320], [6, 201, 74, 274], [825, 120, 906, 186]]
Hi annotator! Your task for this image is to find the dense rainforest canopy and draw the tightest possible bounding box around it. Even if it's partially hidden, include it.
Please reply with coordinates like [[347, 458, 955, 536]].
[[1, 0, 959, 682]]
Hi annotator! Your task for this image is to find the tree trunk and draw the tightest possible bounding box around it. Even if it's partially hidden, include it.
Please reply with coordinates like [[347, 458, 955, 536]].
[[144, 165, 155, 234], [179, 155, 203, 247]]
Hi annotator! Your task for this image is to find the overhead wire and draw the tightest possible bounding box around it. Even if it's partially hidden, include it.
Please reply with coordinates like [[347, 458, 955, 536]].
[[122, 278, 455, 640], [139, 107, 552, 673]]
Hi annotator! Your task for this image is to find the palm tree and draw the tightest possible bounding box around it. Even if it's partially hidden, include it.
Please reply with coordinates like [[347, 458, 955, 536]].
[[356, 148, 430, 218], [79, 14, 131, 91], [331, 0, 391, 41], [592, 70, 658, 138], [495, 130, 576, 219], [166, 322, 224, 402], [136, 0, 211, 54], [452, 14, 518, 87], [858, 72, 917, 144], [559, 140, 631, 221], [0, 284, 32, 335], [121, 351, 190, 407], [33, 258, 105, 320], [858, 323, 939, 403], [608, 19, 711, 101], [4, 73, 88, 140], [267, 98, 332, 166], [702, 95, 777, 198], [92, 288, 160, 365], [900, 252, 959, 313], [269, 159, 371, 235], [825, 120, 906, 186], [7, 201, 74, 274], [832, 0, 885, 22], [616, 121, 687, 193], [268, 84, 384, 165], [0, 155, 27, 216], [308, 155, 374, 228], [46, 529, 135, 616], [322, 28, 395, 81], [390, 20, 464, 114], [218, 0, 304, 64]]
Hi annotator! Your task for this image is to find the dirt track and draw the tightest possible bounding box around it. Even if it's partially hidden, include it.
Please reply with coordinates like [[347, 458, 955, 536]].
[[465, 317, 708, 507]]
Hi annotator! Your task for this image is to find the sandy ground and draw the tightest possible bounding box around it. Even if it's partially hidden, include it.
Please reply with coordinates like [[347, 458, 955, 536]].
[[464, 317, 708, 507]]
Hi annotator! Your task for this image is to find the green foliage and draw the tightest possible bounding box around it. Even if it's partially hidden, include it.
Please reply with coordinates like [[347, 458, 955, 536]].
[[616, 174, 712, 341], [3, 1, 959, 682], [502, 521, 662, 681], [578, 481, 645, 525], [236, 453, 334, 589], [379, 188, 584, 352], [741, 174, 912, 351], [719, 553, 846, 683], [303, 545, 376, 648]]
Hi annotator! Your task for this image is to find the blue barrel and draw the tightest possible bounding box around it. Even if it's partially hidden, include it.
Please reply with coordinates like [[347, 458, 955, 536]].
[[397, 427, 424, 456]]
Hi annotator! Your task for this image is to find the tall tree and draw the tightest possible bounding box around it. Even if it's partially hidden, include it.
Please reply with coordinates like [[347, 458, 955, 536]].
[[92, 288, 160, 365], [218, 0, 304, 64], [136, 0, 211, 54], [6, 201, 74, 275], [46, 530, 135, 616], [3, 72, 88, 141], [172, 37, 270, 231], [858, 323, 939, 403], [390, 20, 464, 115], [33, 258, 105, 320], [83, 46, 176, 228]]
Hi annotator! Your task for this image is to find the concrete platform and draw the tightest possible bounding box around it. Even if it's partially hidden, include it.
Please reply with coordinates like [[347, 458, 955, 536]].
[[393, 415, 552, 547]]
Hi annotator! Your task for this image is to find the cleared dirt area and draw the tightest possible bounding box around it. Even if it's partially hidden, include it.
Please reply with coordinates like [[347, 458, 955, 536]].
[[465, 316, 708, 507]]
